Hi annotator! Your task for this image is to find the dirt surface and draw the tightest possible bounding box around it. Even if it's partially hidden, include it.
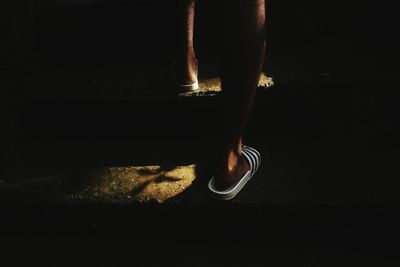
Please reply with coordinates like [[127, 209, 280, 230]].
[[0, 65, 273, 204], [1, 2, 399, 265], [65, 164, 197, 203]]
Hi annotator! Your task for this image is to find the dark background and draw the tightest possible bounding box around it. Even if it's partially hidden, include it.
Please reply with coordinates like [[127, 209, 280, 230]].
[[1, 0, 400, 265], [1, 0, 399, 87]]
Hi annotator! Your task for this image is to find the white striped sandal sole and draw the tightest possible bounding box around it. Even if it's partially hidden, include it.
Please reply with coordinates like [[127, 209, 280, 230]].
[[208, 145, 261, 200], [175, 81, 199, 91]]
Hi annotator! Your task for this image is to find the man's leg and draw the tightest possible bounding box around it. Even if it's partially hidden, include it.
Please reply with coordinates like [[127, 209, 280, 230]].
[[214, 0, 266, 190], [173, 0, 198, 85]]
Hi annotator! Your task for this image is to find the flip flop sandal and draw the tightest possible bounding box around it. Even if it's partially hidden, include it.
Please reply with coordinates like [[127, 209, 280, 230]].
[[172, 59, 199, 92], [208, 145, 261, 200]]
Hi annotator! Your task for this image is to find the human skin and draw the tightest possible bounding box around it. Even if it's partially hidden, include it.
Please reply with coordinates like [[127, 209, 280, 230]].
[[175, 0, 266, 190]]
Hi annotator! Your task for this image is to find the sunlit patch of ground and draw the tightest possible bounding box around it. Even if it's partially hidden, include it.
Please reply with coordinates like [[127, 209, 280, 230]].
[[179, 73, 274, 97], [65, 164, 197, 203], [200, 73, 273, 92]]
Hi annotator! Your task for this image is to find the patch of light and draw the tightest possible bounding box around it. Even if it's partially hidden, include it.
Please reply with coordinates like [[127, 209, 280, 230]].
[[66, 164, 197, 203]]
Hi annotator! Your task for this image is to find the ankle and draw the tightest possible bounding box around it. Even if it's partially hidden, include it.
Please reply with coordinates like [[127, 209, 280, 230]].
[[173, 55, 198, 84], [218, 147, 243, 172], [214, 150, 249, 190]]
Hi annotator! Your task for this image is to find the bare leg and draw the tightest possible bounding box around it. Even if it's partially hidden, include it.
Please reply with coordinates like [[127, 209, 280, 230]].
[[214, 0, 266, 189], [174, 0, 197, 85]]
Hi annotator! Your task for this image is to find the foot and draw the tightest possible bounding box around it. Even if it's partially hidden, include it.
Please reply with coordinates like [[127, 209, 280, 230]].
[[173, 57, 198, 86], [213, 149, 250, 191]]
